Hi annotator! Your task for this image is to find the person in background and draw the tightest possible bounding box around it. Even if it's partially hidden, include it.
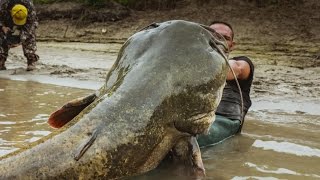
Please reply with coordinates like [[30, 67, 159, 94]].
[[197, 21, 255, 146], [0, 0, 39, 71]]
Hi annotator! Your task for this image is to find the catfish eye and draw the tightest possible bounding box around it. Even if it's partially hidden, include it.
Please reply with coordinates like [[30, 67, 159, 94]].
[[139, 22, 160, 31]]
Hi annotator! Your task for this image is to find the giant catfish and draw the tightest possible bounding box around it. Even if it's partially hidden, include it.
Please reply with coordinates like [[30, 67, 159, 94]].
[[0, 20, 229, 179]]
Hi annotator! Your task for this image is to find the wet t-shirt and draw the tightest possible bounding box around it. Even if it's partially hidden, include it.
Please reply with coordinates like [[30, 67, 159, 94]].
[[216, 56, 254, 121]]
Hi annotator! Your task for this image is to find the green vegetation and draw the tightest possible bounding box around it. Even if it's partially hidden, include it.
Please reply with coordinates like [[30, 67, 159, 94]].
[[33, 0, 61, 4], [32, 0, 179, 9], [33, 0, 304, 8], [33, 0, 130, 6]]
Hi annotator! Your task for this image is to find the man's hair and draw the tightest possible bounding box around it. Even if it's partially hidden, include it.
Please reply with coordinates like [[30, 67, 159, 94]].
[[209, 21, 234, 40]]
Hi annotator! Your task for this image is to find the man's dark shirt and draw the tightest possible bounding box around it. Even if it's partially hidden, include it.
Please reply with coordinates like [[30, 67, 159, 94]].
[[216, 56, 254, 121]]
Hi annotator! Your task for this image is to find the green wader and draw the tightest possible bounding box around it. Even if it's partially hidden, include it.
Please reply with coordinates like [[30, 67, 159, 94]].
[[197, 115, 241, 147]]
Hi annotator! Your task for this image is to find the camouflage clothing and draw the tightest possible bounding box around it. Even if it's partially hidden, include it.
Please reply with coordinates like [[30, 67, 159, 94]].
[[0, 0, 39, 65]]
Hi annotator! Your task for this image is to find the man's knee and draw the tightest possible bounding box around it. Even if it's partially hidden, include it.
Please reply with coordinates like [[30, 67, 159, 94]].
[[0, 54, 7, 70], [0, 54, 7, 61], [197, 116, 241, 146], [0, 37, 9, 54]]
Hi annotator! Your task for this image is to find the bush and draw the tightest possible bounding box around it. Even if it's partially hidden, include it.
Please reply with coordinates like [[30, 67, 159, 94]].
[[33, 0, 179, 9], [33, 0, 63, 4], [82, 0, 106, 6], [33, 0, 106, 6]]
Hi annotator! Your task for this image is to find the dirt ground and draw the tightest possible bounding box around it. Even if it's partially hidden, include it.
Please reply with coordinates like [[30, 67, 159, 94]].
[[0, 1, 319, 101]]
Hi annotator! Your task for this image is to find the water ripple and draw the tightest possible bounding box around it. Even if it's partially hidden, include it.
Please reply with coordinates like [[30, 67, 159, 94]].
[[253, 139, 320, 157], [243, 162, 320, 178]]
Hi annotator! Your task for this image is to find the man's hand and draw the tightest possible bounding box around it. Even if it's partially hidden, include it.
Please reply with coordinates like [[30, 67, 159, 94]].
[[1, 26, 11, 34]]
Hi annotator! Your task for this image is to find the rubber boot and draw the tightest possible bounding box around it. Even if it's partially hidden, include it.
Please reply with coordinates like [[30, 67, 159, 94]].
[[26, 60, 36, 71], [0, 56, 6, 70], [26, 54, 39, 71]]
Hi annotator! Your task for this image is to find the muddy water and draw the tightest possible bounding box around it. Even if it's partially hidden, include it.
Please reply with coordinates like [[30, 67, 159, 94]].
[[0, 42, 319, 179], [0, 79, 92, 156], [132, 102, 320, 180], [1, 81, 319, 180]]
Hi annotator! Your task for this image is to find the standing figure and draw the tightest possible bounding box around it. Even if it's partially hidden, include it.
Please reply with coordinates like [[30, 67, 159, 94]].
[[0, 0, 39, 71]]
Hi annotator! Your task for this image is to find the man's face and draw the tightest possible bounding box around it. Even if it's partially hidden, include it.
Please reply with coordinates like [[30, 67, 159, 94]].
[[210, 23, 235, 51]]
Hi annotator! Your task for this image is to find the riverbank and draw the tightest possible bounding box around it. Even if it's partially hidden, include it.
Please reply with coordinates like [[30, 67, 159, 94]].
[[35, 1, 320, 45]]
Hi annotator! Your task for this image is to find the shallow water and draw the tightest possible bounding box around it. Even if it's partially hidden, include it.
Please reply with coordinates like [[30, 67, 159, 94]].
[[133, 117, 320, 180], [0, 79, 92, 156], [1, 79, 319, 180]]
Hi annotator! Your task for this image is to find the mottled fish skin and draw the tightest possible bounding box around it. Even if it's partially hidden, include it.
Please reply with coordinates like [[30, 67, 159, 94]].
[[0, 20, 227, 179]]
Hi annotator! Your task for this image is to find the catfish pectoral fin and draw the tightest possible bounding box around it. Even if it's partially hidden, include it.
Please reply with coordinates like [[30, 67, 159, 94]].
[[190, 137, 206, 176], [48, 93, 97, 128]]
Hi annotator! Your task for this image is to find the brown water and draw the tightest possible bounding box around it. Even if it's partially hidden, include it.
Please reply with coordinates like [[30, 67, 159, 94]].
[[0, 79, 92, 156], [134, 116, 320, 180], [1, 79, 319, 180]]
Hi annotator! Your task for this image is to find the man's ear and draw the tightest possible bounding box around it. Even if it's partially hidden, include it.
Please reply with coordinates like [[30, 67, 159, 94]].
[[229, 41, 236, 51]]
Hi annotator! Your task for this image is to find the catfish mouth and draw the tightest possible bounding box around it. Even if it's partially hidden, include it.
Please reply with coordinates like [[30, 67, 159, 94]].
[[175, 110, 215, 136]]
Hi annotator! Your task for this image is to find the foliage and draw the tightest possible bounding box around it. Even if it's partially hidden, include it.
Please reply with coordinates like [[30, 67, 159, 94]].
[[33, 0, 63, 4], [82, 0, 106, 6], [33, 0, 305, 8], [33, 0, 106, 6], [33, 0, 179, 9], [115, 0, 130, 6]]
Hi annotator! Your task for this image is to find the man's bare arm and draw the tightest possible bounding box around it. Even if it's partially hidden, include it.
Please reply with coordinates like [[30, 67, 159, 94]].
[[226, 59, 251, 80]]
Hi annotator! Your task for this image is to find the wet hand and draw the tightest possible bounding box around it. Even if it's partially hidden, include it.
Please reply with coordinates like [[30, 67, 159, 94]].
[[2, 26, 11, 34]]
